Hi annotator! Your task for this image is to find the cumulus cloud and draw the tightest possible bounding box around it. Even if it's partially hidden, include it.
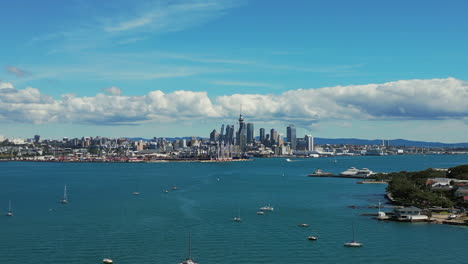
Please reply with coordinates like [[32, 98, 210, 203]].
[[103, 86, 122, 96], [0, 81, 14, 89], [0, 78, 467, 126], [5, 66, 31, 77]]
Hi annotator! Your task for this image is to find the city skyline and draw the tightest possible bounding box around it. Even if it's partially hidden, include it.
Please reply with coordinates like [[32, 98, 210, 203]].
[[1, 0, 468, 142]]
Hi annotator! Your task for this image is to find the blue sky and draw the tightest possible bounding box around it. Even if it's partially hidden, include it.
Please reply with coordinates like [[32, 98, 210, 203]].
[[1, 0, 468, 142]]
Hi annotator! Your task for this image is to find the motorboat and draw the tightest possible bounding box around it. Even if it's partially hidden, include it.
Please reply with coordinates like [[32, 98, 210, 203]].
[[259, 205, 274, 211], [164, 190, 169, 193], [256, 211, 265, 215], [298, 223, 309, 227], [172, 186, 179, 190], [102, 258, 113, 264], [307, 236, 318, 240], [133, 192, 140, 195], [344, 241, 363, 247]]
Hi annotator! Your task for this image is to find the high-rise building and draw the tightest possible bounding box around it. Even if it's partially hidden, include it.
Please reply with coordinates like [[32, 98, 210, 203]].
[[247, 123, 254, 144], [270, 129, 278, 145], [287, 124, 297, 150], [220, 125, 225, 143], [225, 125, 235, 145], [237, 114, 247, 150], [34, 135, 40, 144], [259, 128, 265, 144], [304, 134, 314, 151], [277, 134, 284, 146], [210, 129, 219, 142]]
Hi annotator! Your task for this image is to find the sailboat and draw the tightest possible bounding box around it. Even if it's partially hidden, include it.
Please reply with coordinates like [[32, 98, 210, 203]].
[[6, 200, 13, 216], [60, 185, 68, 204], [179, 232, 198, 264], [344, 222, 363, 247], [233, 209, 242, 222]]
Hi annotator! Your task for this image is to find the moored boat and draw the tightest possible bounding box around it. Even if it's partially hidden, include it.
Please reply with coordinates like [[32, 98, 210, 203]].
[[308, 168, 332, 177]]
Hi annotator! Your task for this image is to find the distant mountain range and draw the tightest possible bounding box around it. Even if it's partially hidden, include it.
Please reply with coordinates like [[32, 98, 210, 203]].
[[313, 138, 468, 148], [125, 137, 468, 148]]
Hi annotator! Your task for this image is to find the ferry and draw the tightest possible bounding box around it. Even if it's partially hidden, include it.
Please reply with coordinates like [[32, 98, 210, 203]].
[[340, 167, 374, 178]]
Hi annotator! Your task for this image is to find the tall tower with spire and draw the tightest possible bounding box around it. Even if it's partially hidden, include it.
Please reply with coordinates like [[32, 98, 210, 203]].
[[236, 107, 247, 151]]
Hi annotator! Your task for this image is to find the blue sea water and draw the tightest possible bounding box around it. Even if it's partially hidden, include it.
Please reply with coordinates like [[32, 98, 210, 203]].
[[1, 155, 468, 264]]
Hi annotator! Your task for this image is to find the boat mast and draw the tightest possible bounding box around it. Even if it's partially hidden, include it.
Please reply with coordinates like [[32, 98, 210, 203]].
[[64, 185, 67, 200], [188, 232, 192, 260], [8, 200, 11, 212]]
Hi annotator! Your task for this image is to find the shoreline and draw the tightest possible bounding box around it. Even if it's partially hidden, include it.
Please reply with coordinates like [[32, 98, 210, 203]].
[[0, 158, 252, 163]]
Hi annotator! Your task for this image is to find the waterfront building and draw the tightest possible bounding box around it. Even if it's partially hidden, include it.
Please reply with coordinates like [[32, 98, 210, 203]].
[[287, 124, 297, 150], [247, 123, 254, 144]]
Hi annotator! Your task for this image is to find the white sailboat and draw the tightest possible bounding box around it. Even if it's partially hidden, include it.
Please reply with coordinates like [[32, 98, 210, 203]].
[[233, 208, 242, 222], [6, 200, 13, 216], [60, 185, 68, 204], [344, 222, 363, 247], [179, 232, 198, 264]]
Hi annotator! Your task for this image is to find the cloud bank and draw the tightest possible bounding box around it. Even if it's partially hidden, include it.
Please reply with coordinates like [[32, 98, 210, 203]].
[[0, 78, 467, 126]]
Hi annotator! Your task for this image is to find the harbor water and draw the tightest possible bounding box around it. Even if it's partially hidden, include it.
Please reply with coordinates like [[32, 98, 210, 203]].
[[1, 155, 468, 264]]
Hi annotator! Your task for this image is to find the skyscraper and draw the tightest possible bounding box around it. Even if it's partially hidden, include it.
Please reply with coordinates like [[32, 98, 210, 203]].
[[237, 114, 247, 150], [247, 123, 254, 144], [270, 129, 278, 145], [287, 124, 297, 150], [305, 134, 314, 151], [225, 125, 235, 145], [210, 129, 219, 142], [259, 128, 265, 144]]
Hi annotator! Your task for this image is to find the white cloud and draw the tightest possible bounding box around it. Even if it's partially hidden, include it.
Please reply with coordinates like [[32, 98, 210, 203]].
[[104, 1, 239, 33], [5, 66, 31, 77], [0, 81, 14, 89], [103, 86, 122, 96], [0, 78, 467, 126]]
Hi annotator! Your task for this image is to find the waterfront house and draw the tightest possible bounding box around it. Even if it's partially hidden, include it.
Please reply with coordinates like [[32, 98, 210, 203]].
[[394, 206, 428, 221], [425, 178, 454, 190]]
